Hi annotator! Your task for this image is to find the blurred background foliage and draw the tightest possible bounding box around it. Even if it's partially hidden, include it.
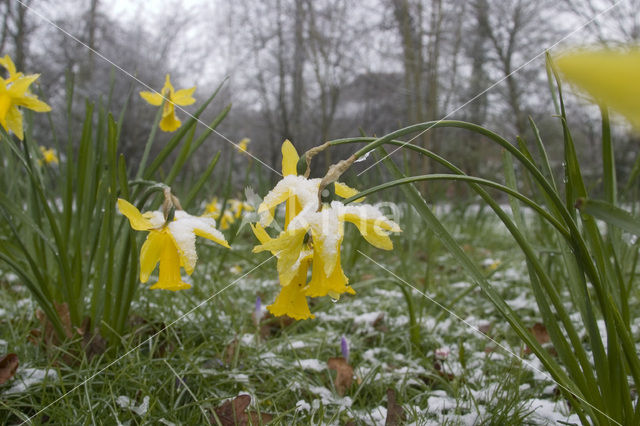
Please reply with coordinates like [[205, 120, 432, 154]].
[[3, 0, 640, 197]]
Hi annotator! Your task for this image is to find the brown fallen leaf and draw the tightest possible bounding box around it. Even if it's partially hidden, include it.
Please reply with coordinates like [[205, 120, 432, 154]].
[[531, 322, 550, 344], [327, 356, 353, 396], [524, 322, 553, 355], [0, 353, 19, 385], [258, 313, 295, 340], [478, 322, 492, 335], [385, 388, 405, 426], [211, 394, 273, 425], [373, 313, 389, 333]]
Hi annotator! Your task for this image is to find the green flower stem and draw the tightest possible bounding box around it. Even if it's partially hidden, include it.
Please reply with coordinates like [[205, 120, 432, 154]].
[[135, 106, 163, 180]]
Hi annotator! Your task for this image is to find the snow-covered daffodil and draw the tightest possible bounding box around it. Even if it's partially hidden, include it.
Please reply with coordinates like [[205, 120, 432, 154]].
[[140, 74, 195, 132], [251, 140, 399, 319], [0, 71, 51, 140], [555, 48, 640, 130], [39, 146, 59, 165], [118, 198, 229, 291]]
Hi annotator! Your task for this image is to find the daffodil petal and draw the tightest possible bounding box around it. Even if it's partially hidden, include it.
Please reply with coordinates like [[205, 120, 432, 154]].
[[117, 198, 154, 230], [15, 95, 51, 112], [342, 212, 393, 250], [250, 223, 271, 245], [0, 55, 17, 77], [193, 226, 230, 249], [173, 87, 196, 105], [8, 74, 39, 95], [339, 203, 401, 232], [335, 181, 364, 202], [6, 106, 23, 140], [281, 139, 299, 176], [139, 230, 165, 282], [140, 91, 163, 106]]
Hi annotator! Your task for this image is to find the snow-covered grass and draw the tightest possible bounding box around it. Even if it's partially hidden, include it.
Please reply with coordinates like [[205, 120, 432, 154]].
[[0, 204, 628, 424]]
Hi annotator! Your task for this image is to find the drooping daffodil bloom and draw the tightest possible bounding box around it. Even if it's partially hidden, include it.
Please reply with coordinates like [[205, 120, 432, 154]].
[[118, 198, 229, 291], [0, 70, 51, 140], [251, 139, 399, 320], [39, 145, 59, 165], [555, 48, 640, 130], [139, 74, 195, 132]]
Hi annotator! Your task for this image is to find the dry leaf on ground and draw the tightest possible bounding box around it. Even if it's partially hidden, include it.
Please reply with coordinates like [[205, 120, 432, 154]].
[[531, 322, 550, 344], [327, 356, 353, 396], [525, 322, 553, 355], [0, 353, 19, 385], [210, 394, 273, 425]]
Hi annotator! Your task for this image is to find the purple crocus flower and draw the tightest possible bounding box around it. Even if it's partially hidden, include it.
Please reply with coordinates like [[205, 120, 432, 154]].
[[254, 296, 262, 325], [341, 336, 349, 362]]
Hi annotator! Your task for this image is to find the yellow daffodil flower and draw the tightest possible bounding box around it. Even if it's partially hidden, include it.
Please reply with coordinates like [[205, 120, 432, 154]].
[[140, 74, 195, 132], [0, 73, 51, 140], [118, 198, 229, 291], [0, 55, 23, 83], [250, 140, 319, 318], [251, 139, 399, 319], [39, 146, 59, 165], [555, 48, 640, 130], [237, 138, 250, 153]]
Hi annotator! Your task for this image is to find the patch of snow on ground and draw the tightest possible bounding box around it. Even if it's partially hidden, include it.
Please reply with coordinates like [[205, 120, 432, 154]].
[[288, 340, 307, 349], [116, 395, 150, 416], [297, 359, 325, 372], [529, 398, 580, 424], [229, 372, 249, 383], [506, 293, 533, 310], [5, 368, 58, 394], [306, 385, 353, 407], [355, 405, 387, 426], [296, 400, 311, 412], [240, 333, 255, 346], [427, 390, 458, 411], [353, 312, 384, 326]]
